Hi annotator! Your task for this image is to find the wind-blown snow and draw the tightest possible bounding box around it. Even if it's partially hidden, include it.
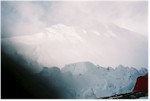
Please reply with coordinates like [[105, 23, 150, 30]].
[[1, 24, 147, 72], [37, 61, 147, 99]]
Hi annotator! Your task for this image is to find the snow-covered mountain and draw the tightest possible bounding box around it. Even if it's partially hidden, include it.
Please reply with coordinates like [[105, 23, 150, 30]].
[[1, 23, 148, 98], [1, 23, 147, 72], [37, 61, 147, 99]]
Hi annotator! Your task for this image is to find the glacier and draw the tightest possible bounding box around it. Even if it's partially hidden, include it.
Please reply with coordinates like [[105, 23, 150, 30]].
[[37, 61, 147, 99]]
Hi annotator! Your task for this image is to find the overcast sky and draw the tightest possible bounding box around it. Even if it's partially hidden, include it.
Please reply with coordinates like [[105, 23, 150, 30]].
[[1, 1, 148, 70], [1, 1, 148, 38]]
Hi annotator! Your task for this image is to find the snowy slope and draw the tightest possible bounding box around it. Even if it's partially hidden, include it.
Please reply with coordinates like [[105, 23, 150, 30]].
[[37, 61, 147, 99], [1, 23, 147, 72]]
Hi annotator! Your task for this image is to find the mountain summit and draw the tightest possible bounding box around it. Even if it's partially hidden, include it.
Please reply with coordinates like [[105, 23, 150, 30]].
[[2, 23, 147, 72]]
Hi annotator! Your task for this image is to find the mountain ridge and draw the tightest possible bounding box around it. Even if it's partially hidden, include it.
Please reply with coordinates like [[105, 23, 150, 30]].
[[38, 61, 147, 98], [2, 23, 148, 71]]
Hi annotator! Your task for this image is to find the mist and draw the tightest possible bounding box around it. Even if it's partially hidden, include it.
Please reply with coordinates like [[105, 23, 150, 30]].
[[1, 1, 148, 70], [1, 1, 148, 98], [1, 1, 148, 38]]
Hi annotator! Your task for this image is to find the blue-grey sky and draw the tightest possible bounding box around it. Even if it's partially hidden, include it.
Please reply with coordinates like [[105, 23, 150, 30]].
[[1, 1, 148, 38]]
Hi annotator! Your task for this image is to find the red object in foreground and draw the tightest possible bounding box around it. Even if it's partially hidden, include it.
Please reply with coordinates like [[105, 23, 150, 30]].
[[133, 74, 148, 93]]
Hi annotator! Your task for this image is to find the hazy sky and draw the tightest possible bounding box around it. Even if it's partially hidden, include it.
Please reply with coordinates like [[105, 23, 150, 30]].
[[1, 1, 148, 38]]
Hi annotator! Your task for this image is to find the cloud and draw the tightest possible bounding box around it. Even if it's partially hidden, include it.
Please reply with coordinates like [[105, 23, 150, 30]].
[[2, 1, 47, 37], [1, 1, 148, 38], [1, 1, 148, 69]]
